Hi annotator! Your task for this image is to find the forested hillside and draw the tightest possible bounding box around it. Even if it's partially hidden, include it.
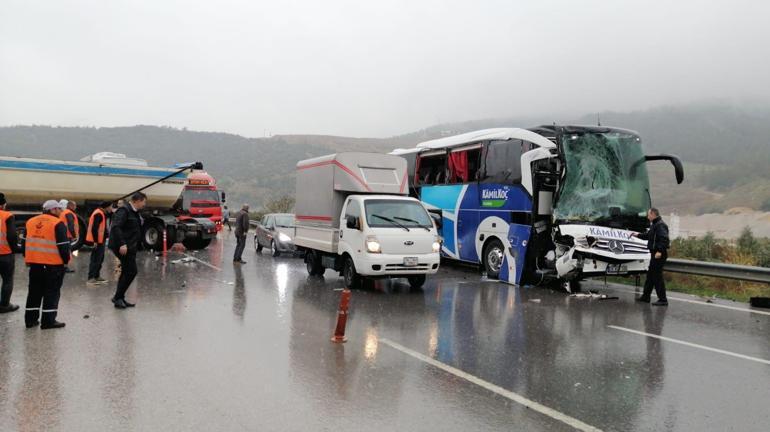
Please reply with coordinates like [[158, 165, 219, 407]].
[[2, 102, 768, 213]]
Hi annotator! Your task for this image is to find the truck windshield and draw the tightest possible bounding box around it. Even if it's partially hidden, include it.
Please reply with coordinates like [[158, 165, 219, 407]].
[[554, 131, 651, 224], [182, 189, 221, 209], [365, 200, 432, 228]]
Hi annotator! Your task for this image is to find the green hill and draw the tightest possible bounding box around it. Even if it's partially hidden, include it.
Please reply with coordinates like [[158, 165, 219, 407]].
[[1, 102, 769, 213]]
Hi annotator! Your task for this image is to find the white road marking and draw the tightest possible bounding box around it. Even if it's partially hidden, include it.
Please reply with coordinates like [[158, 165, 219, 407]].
[[181, 253, 222, 271], [379, 338, 602, 432], [607, 325, 770, 365], [602, 284, 770, 317]]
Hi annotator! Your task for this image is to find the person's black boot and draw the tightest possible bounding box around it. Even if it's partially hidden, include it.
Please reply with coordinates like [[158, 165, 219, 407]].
[[41, 320, 66, 329], [123, 300, 136, 307], [0, 304, 20, 313], [112, 297, 128, 309], [652, 300, 669, 306], [25, 321, 39, 329]]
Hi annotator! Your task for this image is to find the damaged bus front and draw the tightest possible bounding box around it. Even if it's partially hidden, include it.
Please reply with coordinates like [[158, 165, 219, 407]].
[[533, 125, 684, 289], [401, 125, 683, 291]]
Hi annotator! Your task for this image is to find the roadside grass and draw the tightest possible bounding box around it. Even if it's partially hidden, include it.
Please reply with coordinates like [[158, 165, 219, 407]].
[[606, 274, 770, 303]]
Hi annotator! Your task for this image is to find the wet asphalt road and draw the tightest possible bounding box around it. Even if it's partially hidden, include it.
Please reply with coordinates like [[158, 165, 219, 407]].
[[1, 232, 769, 432]]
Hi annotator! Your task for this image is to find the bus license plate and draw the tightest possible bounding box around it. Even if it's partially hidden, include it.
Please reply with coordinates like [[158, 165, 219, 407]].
[[607, 264, 628, 275], [403, 257, 418, 267]]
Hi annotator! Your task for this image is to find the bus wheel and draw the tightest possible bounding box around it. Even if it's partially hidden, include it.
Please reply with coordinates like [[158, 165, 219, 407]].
[[483, 238, 505, 279], [562, 280, 582, 293]]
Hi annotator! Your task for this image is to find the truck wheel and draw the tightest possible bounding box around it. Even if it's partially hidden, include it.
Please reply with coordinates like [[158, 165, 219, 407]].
[[255, 236, 263, 253], [408, 275, 426, 290], [270, 240, 281, 257], [483, 238, 505, 279], [305, 251, 324, 276], [343, 256, 361, 289], [183, 237, 211, 250], [142, 221, 165, 251]]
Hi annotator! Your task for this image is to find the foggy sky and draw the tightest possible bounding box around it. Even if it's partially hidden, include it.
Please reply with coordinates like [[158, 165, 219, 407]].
[[1, 0, 768, 137]]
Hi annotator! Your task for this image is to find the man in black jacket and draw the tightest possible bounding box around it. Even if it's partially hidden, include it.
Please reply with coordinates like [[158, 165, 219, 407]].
[[109, 192, 146, 309], [233, 204, 250, 264], [632, 208, 670, 306]]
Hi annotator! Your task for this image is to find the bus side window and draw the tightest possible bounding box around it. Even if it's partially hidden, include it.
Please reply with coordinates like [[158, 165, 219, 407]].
[[417, 154, 447, 186], [482, 139, 523, 184], [447, 147, 482, 184]]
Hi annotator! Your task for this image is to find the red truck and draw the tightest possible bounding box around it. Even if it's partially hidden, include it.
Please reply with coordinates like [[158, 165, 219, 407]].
[[182, 171, 225, 231]]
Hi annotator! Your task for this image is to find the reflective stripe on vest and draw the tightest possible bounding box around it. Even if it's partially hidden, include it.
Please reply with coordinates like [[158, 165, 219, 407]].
[[0, 210, 11, 255], [25, 214, 64, 265], [60, 209, 79, 240], [86, 208, 106, 244]]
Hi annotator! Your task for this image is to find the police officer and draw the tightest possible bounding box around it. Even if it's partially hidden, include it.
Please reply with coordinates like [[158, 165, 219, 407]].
[[109, 192, 146, 309], [23, 200, 70, 329], [0, 192, 22, 313], [59, 199, 78, 273], [86, 201, 113, 285], [632, 208, 670, 306]]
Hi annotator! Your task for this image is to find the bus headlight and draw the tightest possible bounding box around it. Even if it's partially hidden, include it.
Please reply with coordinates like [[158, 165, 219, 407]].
[[278, 232, 292, 243], [366, 236, 381, 254], [432, 236, 441, 253]]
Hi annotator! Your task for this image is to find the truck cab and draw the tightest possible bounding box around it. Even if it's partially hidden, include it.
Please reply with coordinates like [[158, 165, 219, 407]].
[[337, 195, 440, 287], [181, 171, 224, 231]]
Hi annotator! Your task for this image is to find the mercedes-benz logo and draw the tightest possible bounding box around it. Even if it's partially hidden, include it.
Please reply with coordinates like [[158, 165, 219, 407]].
[[404, 241, 414, 246], [607, 239, 625, 254]]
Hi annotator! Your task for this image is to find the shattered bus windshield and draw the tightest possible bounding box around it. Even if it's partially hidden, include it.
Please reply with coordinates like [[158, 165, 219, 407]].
[[554, 131, 651, 223]]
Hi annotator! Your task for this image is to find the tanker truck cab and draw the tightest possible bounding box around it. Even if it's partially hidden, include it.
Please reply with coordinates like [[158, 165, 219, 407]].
[[294, 152, 441, 290]]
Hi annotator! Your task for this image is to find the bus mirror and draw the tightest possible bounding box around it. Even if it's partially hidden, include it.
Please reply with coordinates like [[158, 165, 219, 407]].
[[644, 154, 684, 184], [220, 191, 226, 203]]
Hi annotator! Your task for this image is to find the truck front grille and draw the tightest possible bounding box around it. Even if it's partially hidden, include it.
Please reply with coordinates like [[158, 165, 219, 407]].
[[384, 264, 430, 272]]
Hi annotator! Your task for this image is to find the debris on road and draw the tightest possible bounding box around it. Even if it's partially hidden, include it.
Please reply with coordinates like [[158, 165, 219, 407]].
[[170, 257, 195, 264]]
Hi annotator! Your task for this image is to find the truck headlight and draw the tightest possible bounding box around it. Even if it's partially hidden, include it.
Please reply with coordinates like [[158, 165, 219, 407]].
[[432, 237, 441, 253], [366, 236, 381, 254], [278, 232, 292, 242]]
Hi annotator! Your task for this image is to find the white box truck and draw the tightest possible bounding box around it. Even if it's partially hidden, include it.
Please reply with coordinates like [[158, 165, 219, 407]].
[[294, 152, 441, 289]]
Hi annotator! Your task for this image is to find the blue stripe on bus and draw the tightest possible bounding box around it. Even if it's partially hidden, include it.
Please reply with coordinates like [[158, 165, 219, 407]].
[[0, 159, 186, 178]]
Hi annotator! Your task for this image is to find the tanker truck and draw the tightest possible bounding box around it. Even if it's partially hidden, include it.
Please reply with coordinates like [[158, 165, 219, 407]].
[[0, 152, 217, 251]]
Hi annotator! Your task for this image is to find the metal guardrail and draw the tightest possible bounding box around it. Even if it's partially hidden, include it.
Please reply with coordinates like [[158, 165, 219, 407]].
[[229, 217, 770, 283], [665, 258, 770, 284]]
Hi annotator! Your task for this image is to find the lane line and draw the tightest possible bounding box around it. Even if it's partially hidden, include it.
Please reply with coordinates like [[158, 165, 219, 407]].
[[600, 284, 770, 317], [181, 253, 222, 271], [607, 325, 770, 365], [379, 338, 602, 432]]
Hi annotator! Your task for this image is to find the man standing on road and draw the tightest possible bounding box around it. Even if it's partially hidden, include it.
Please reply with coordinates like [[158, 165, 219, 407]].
[[23, 200, 70, 329], [59, 199, 78, 273], [109, 192, 146, 309], [222, 205, 232, 231], [0, 193, 22, 313], [632, 208, 670, 306], [233, 204, 250, 264], [86, 201, 113, 285]]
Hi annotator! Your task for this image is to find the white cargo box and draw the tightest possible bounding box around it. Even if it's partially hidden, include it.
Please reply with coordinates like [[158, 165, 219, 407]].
[[294, 152, 408, 254], [294, 152, 407, 229]]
